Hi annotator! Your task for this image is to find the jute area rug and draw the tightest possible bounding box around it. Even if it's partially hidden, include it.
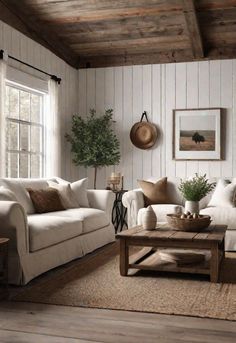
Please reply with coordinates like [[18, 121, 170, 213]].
[[13, 242, 236, 321]]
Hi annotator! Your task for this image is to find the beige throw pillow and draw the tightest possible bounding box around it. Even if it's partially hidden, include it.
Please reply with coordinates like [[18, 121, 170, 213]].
[[47, 181, 79, 209], [138, 177, 170, 206], [70, 178, 90, 207], [208, 179, 236, 208]]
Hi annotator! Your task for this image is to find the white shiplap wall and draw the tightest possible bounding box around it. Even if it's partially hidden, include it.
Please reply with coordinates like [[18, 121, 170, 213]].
[[0, 20, 79, 182], [78, 59, 236, 189]]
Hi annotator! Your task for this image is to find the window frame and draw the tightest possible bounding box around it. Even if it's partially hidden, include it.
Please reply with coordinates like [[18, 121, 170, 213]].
[[5, 80, 46, 178]]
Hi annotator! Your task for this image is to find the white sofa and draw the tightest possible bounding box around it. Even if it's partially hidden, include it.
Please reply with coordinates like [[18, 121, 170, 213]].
[[0, 178, 115, 285], [122, 177, 236, 251]]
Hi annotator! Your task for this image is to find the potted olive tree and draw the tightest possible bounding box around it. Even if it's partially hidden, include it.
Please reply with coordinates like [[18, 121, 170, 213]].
[[66, 109, 120, 189], [179, 174, 215, 214]]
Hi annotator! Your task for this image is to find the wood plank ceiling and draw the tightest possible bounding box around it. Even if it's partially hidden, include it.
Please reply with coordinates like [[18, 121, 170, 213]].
[[0, 0, 236, 69]]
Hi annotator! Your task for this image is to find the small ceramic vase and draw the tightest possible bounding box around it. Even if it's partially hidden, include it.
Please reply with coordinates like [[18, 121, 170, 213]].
[[185, 201, 199, 215], [142, 205, 157, 230]]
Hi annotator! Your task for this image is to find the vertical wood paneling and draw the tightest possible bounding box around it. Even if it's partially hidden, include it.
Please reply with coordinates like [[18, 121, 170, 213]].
[[175, 63, 187, 178], [142, 65, 152, 180], [221, 59, 233, 177], [165, 63, 176, 177], [122, 67, 133, 189], [198, 61, 210, 177], [78, 59, 236, 189], [186, 62, 199, 177], [132, 65, 143, 187], [209, 60, 221, 177], [151, 64, 161, 178]]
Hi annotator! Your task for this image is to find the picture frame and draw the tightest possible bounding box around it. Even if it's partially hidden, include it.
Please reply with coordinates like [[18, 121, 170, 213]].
[[173, 108, 222, 160]]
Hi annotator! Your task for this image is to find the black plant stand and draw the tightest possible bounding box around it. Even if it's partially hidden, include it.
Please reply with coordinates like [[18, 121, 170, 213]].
[[112, 190, 128, 234]]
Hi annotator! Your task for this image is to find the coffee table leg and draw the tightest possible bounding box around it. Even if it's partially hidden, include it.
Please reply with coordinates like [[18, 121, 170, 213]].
[[210, 243, 219, 283], [120, 239, 128, 276]]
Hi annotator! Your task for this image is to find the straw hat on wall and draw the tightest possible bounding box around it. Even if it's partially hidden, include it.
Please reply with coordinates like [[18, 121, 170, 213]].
[[130, 112, 157, 150]]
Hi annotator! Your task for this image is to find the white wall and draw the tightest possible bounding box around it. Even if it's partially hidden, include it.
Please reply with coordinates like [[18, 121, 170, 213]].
[[78, 59, 236, 189], [1, 20, 236, 189], [0, 20, 79, 182]]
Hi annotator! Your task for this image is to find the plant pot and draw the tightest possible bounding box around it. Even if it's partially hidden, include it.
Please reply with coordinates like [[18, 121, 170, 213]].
[[142, 205, 157, 230], [185, 201, 199, 215]]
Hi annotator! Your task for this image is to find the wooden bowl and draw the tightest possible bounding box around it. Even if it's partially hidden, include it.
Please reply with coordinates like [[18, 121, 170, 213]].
[[166, 214, 211, 232]]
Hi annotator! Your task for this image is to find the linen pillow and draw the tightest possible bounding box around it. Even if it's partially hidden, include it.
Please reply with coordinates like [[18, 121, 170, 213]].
[[208, 179, 236, 208], [138, 177, 170, 206], [1, 179, 35, 214], [70, 178, 90, 207], [27, 188, 65, 213], [0, 186, 18, 201], [47, 181, 79, 209]]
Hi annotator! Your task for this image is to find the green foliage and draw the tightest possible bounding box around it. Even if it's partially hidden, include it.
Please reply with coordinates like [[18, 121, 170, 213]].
[[178, 174, 215, 201], [65, 108, 120, 169]]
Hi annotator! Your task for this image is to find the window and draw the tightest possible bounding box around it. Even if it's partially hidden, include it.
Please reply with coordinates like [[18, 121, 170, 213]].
[[5, 82, 45, 178]]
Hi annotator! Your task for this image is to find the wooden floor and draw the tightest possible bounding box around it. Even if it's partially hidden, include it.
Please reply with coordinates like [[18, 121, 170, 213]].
[[0, 301, 235, 343]]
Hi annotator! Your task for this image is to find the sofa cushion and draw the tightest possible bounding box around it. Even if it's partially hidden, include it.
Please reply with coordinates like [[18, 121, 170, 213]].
[[47, 181, 79, 209], [200, 207, 236, 230], [207, 179, 236, 208], [138, 204, 184, 224], [0, 186, 18, 201], [0, 179, 35, 214], [28, 215, 83, 252], [57, 178, 89, 208], [43, 208, 110, 233], [138, 177, 171, 206]]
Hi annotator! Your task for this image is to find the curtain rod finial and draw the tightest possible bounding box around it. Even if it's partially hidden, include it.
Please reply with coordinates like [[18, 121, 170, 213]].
[[51, 75, 61, 84]]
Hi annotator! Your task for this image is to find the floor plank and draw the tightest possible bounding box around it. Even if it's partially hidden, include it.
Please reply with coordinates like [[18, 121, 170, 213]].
[[0, 301, 235, 343]]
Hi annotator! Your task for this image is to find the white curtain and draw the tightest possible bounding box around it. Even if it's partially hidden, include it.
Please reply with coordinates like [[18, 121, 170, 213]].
[[0, 58, 7, 177], [45, 79, 61, 177]]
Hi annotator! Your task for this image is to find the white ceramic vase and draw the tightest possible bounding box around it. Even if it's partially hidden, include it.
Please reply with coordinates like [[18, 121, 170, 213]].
[[142, 205, 157, 230], [185, 201, 199, 215]]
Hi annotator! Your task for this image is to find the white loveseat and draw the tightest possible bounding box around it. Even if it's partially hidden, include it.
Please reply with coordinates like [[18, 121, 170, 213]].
[[0, 178, 115, 285], [122, 177, 236, 251]]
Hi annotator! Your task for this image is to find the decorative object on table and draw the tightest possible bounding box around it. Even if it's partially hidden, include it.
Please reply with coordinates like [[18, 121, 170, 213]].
[[178, 174, 216, 214], [65, 109, 120, 189], [159, 249, 206, 266], [108, 172, 122, 191], [138, 177, 170, 206], [112, 190, 128, 233], [142, 205, 157, 230], [166, 213, 211, 231], [130, 111, 157, 150], [0, 238, 9, 300], [173, 108, 222, 160]]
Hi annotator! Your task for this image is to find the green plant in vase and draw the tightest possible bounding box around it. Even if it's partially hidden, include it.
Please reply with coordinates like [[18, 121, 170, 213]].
[[178, 174, 215, 215], [65, 109, 120, 189]]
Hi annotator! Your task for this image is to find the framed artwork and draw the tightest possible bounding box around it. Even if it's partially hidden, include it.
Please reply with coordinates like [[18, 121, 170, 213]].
[[173, 108, 222, 160]]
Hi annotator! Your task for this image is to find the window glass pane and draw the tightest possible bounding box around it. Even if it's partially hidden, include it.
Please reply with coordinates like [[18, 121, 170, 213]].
[[20, 90, 30, 121], [19, 153, 29, 178], [31, 94, 41, 123], [31, 126, 41, 153], [6, 121, 19, 150], [5, 86, 9, 117], [31, 155, 41, 178], [9, 87, 19, 119], [7, 152, 18, 177], [20, 123, 29, 152]]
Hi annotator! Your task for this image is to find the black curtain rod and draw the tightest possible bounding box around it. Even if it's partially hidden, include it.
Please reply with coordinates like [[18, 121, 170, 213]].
[[0, 49, 61, 84]]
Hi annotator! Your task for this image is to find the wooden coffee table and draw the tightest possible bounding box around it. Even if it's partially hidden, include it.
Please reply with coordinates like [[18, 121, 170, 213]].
[[117, 224, 227, 282]]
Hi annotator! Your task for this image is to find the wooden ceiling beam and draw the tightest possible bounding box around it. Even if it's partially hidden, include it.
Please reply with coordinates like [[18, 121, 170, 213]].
[[0, 0, 79, 68], [182, 0, 204, 58]]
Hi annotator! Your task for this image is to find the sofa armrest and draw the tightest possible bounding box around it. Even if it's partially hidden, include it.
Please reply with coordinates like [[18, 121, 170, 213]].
[[87, 190, 115, 218], [122, 189, 145, 228], [0, 201, 28, 255]]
